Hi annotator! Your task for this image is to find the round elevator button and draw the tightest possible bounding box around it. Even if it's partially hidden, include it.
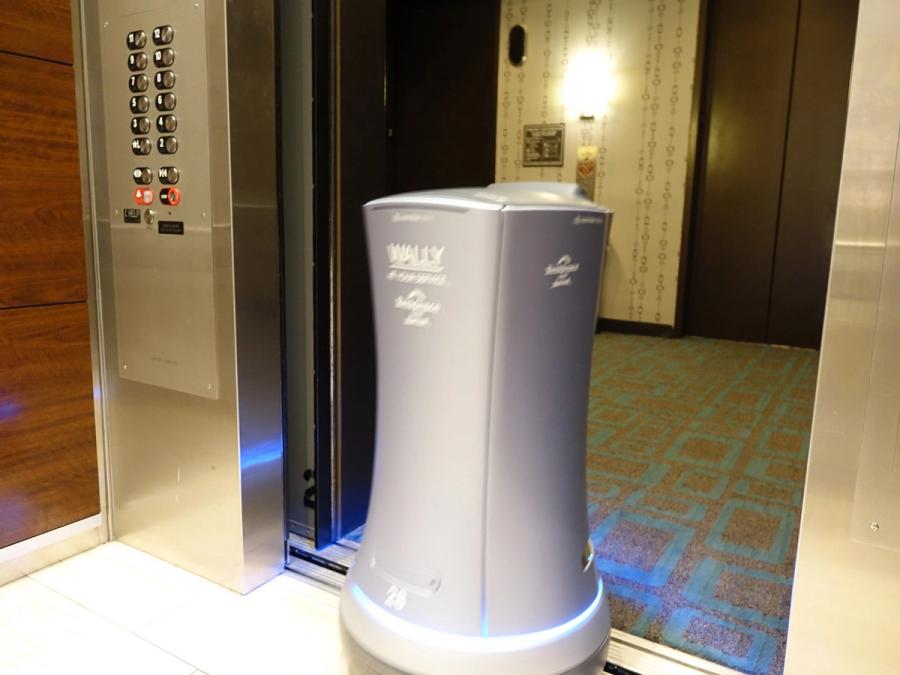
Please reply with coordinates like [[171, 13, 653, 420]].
[[130, 117, 151, 134], [133, 187, 153, 205], [127, 52, 148, 71], [128, 74, 149, 92], [157, 136, 178, 154], [131, 137, 152, 155], [158, 166, 180, 184], [155, 92, 176, 111], [160, 187, 181, 206], [155, 70, 176, 90], [153, 48, 175, 68], [130, 95, 150, 114], [156, 114, 178, 133], [153, 25, 175, 45], [132, 167, 152, 185], [127, 30, 147, 50]]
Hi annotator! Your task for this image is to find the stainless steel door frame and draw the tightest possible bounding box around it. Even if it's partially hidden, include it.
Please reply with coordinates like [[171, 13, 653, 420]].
[[785, 0, 900, 670]]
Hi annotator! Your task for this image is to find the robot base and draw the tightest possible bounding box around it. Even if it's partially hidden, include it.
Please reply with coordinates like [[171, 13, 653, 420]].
[[340, 583, 611, 675]]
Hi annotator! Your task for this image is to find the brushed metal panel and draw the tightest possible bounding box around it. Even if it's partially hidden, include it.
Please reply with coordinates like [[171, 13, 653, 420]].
[[98, 0, 218, 399], [80, 0, 283, 594], [784, 0, 900, 671], [850, 143, 900, 550], [224, 0, 285, 589]]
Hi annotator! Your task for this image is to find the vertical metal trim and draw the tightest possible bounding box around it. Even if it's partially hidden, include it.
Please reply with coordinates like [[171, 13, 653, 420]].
[[331, 0, 343, 544], [309, 0, 337, 548], [223, 0, 286, 589], [71, 0, 112, 542], [280, 0, 321, 542]]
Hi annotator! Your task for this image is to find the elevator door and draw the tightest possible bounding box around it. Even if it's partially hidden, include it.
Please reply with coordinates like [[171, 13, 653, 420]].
[[325, 0, 501, 545], [684, 0, 857, 348]]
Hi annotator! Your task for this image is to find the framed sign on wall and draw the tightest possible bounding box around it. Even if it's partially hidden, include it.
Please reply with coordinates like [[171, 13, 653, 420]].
[[523, 123, 565, 167]]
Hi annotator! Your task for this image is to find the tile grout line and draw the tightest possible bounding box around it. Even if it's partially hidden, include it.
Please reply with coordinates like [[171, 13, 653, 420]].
[[25, 572, 204, 674]]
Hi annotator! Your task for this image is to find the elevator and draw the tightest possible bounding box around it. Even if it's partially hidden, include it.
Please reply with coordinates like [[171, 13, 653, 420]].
[[73, 1, 900, 674]]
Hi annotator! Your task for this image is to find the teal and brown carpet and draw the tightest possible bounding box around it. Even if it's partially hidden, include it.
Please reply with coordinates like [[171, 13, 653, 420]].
[[587, 332, 818, 675]]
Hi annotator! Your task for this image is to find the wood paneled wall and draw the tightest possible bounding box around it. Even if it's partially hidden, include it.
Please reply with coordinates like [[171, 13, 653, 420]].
[[0, 0, 100, 550], [0, 54, 86, 308], [0, 0, 75, 65], [0, 305, 98, 548]]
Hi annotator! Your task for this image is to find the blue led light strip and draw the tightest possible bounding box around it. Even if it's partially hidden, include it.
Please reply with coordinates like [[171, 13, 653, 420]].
[[350, 581, 603, 653]]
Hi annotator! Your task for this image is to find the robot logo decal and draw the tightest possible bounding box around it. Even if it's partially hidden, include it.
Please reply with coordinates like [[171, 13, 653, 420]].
[[385, 585, 408, 611], [386, 242, 448, 287], [545, 255, 581, 288], [395, 288, 441, 328]]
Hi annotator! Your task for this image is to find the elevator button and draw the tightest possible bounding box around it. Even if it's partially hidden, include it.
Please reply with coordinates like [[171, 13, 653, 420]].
[[157, 136, 178, 155], [128, 74, 149, 92], [132, 167, 152, 185], [130, 95, 150, 114], [153, 25, 174, 45], [158, 166, 180, 184], [126, 30, 147, 50], [133, 187, 153, 205], [153, 48, 175, 68], [156, 114, 178, 133], [131, 137, 152, 155], [155, 92, 176, 111], [127, 52, 148, 71], [160, 187, 181, 206], [154, 70, 176, 90], [130, 116, 151, 134]]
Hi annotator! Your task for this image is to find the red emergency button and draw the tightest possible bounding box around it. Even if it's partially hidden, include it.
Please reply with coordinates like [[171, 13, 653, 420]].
[[160, 187, 181, 206], [133, 187, 153, 205]]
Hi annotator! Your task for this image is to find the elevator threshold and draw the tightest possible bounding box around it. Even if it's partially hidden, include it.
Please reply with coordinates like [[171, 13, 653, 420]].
[[286, 532, 356, 589], [285, 533, 739, 675]]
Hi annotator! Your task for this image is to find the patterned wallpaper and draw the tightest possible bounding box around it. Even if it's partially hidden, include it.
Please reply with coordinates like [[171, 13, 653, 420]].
[[494, 0, 701, 326]]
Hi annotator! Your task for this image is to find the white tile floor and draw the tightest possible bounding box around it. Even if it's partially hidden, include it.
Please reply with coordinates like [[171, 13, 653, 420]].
[[0, 542, 349, 674]]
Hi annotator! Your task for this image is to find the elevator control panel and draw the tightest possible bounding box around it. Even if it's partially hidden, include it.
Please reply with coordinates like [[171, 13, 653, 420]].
[[99, 0, 218, 399]]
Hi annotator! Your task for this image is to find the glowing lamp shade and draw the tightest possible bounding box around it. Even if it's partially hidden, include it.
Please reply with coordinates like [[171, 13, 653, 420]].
[[563, 50, 616, 119]]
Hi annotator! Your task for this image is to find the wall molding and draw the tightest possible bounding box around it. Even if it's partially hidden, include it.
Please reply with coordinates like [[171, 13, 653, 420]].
[[0, 515, 101, 587], [0, 514, 100, 565]]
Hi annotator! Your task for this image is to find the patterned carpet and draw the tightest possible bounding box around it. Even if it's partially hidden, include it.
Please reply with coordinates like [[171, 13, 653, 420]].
[[587, 332, 818, 675]]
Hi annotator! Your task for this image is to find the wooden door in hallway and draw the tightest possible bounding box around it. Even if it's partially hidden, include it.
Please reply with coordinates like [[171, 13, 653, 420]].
[[385, 0, 500, 194]]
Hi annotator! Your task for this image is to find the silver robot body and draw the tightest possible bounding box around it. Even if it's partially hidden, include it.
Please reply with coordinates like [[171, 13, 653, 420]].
[[341, 183, 612, 674]]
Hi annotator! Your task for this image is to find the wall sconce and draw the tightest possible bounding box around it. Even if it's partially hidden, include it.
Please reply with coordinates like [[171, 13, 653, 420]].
[[563, 50, 616, 120]]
